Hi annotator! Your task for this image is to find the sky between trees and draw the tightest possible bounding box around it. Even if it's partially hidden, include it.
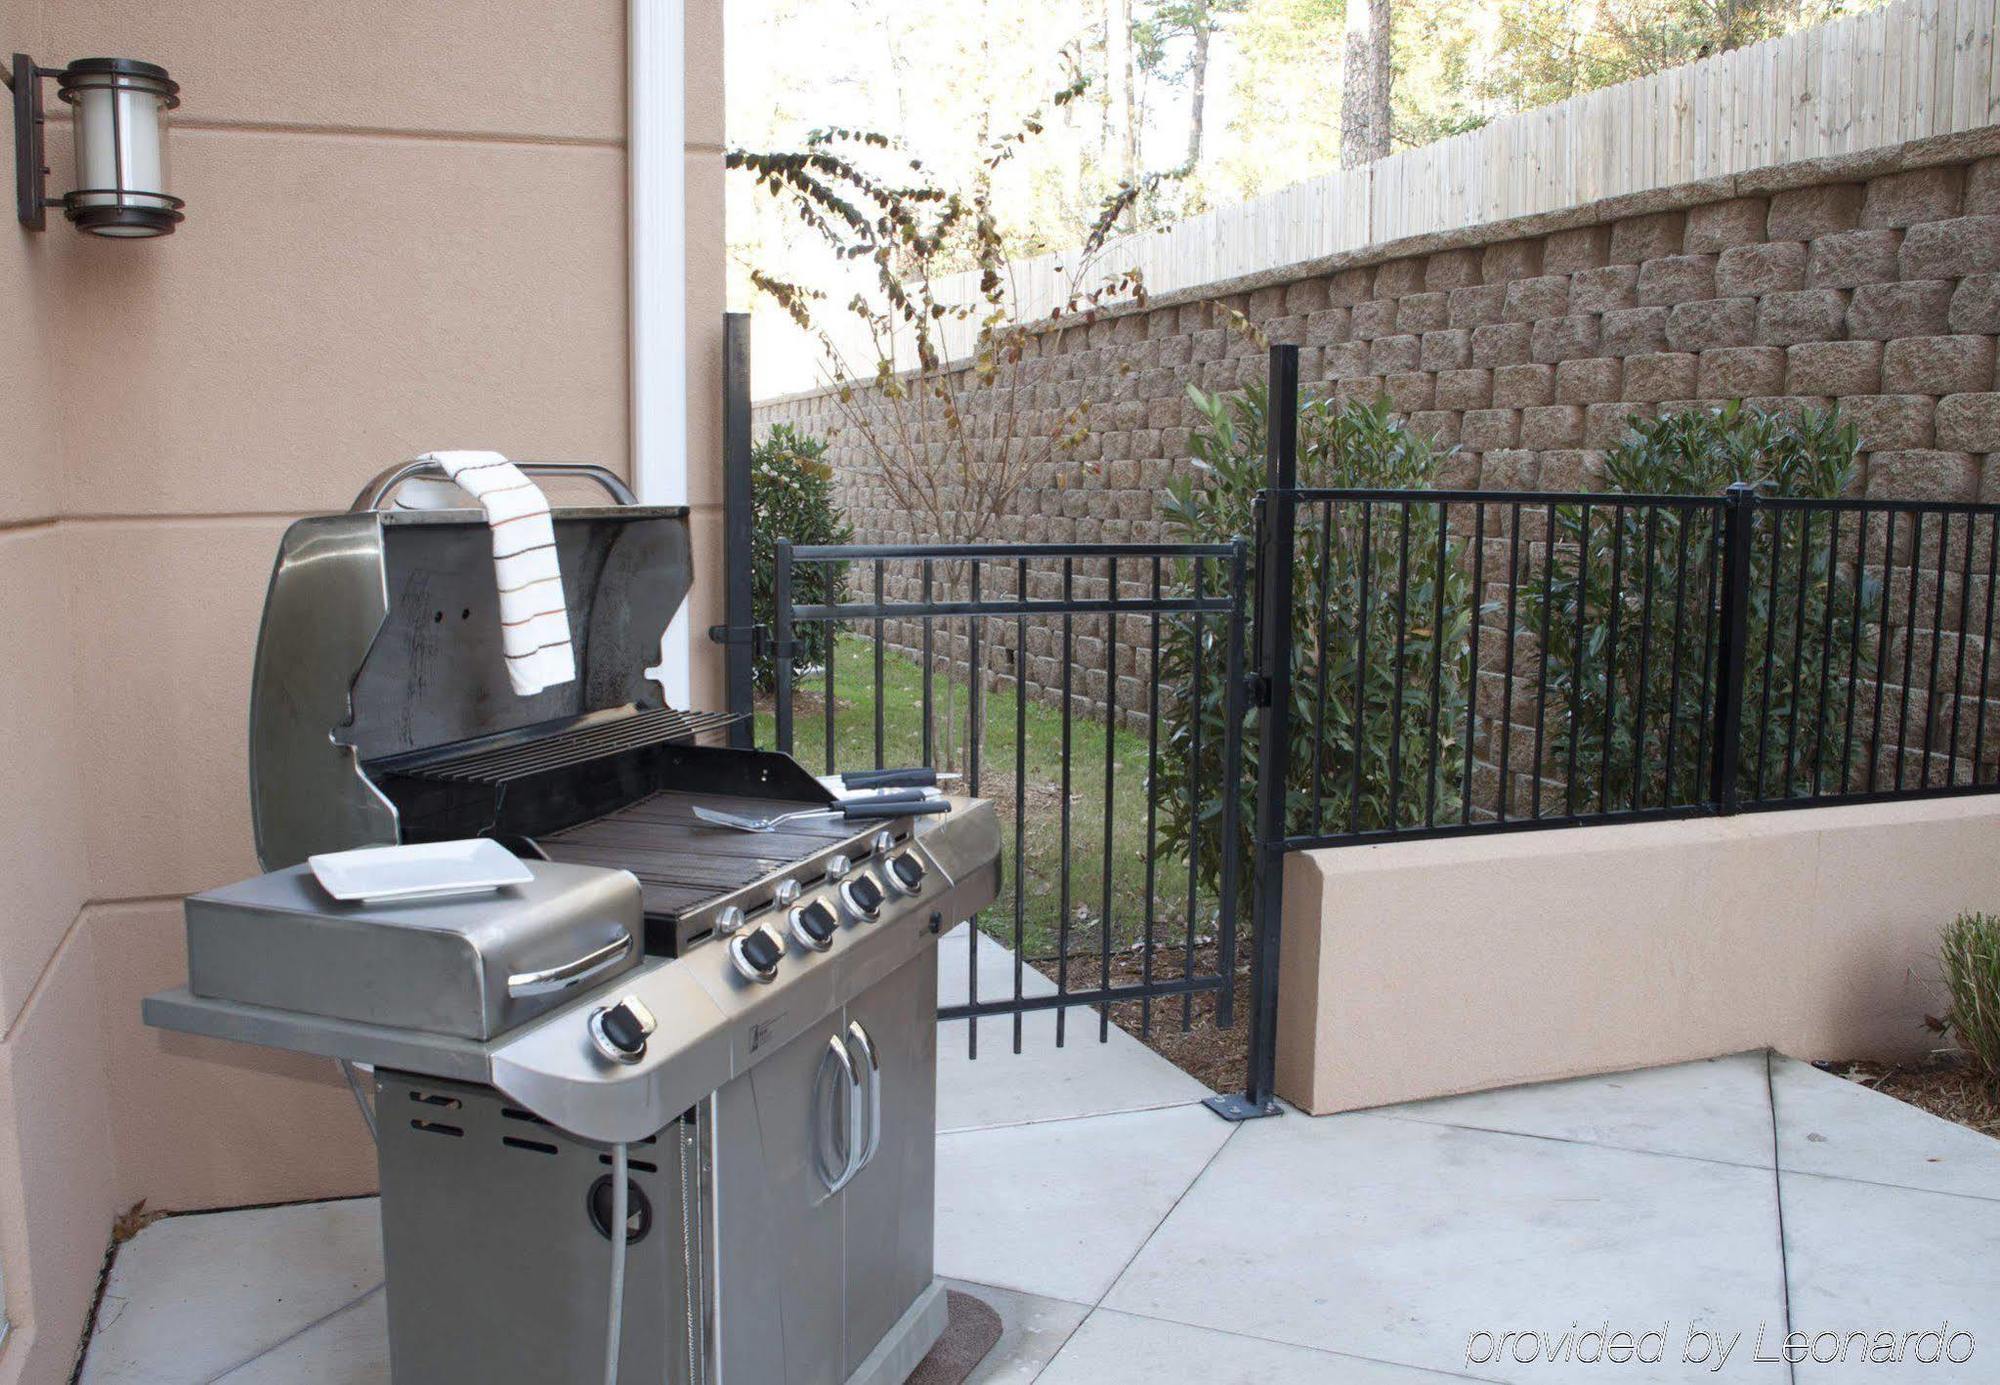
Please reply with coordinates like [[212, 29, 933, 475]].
[[725, 0, 1883, 313]]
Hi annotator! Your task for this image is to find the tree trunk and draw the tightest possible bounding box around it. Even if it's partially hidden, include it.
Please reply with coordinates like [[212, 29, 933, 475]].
[[1097, 0, 1113, 163], [1118, 0, 1139, 186], [972, 0, 994, 200], [1340, 0, 1393, 169], [1367, 0, 1392, 157], [1186, 8, 1212, 169]]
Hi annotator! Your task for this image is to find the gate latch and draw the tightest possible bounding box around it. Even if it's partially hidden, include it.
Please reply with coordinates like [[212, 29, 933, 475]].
[[707, 623, 770, 657], [1245, 674, 1273, 708]]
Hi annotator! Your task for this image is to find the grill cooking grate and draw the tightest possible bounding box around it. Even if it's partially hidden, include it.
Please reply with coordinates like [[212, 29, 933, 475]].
[[384, 707, 746, 786]]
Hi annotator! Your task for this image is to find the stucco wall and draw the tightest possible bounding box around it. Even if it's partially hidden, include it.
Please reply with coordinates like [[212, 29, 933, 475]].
[[757, 128, 2000, 721], [1273, 796, 2000, 1115], [0, 3, 724, 1380]]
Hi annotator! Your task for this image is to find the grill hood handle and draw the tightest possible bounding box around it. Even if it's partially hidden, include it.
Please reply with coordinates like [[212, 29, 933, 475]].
[[351, 460, 638, 512]]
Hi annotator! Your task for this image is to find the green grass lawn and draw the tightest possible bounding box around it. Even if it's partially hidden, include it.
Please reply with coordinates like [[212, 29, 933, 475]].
[[754, 634, 1220, 962]]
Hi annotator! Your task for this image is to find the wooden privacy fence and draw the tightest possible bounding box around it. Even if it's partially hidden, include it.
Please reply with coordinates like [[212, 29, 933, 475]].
[[755, 0, 2000, 399]]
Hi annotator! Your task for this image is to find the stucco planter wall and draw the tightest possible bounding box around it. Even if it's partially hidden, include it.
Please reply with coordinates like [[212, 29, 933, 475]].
[[1272, 795, 2000, 1115]]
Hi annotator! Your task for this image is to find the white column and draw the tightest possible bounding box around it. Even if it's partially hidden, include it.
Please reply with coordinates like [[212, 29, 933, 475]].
[[631, 0, 691, 705]]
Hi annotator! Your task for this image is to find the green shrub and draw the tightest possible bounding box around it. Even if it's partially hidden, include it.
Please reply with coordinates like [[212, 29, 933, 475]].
[[1156, 386, 1473, 900], [1521, 402, 1877, 810], [1941, 911, 2000, 1091], [753, 424, 853, 691]]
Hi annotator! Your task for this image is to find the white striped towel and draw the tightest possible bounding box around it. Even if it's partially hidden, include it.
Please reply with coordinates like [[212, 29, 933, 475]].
[[403, 450, 576, 696]]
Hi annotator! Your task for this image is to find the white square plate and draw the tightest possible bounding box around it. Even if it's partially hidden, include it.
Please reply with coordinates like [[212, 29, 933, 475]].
[[307, 838, 533, 903]]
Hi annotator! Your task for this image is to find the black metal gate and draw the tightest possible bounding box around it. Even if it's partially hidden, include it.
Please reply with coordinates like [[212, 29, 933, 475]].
[[765, 541, 1259, 1092], [716, 314, 1269, 1118]]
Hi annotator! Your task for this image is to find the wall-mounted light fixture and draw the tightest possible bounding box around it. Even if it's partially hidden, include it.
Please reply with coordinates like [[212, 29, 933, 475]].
[[12, 54, 183, 237]]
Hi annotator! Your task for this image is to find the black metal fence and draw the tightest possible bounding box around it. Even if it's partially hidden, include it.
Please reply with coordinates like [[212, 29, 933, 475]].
[[771, 541, 1251, 1064], [1231, 341, 2000, 1113], [1260, 481, 2000, 857]]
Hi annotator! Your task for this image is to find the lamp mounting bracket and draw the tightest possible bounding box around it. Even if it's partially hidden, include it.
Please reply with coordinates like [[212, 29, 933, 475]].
[[12, 53, 51, 231]]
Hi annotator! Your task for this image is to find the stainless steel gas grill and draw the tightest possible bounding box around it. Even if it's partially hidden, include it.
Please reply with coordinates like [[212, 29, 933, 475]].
[[144, 462, 1000, 1385]]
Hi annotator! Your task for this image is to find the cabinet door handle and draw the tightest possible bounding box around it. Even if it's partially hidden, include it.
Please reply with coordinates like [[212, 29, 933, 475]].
[[845, 1021, 882, 1175], [814, 1035, 865, 1194]]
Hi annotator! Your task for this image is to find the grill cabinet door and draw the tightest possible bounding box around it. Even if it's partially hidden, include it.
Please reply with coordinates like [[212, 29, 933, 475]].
[[710, 1008, 850, 1383], [839, 948, 940, 1376]]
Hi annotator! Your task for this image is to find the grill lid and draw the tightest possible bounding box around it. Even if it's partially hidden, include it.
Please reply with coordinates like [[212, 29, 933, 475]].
[[248, 466, 693, 871]]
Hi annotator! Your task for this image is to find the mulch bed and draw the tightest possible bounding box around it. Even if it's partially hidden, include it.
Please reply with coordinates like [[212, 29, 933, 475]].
[[1027, 942, 1253, 1093], [1823, 1055, 2000, 1139]]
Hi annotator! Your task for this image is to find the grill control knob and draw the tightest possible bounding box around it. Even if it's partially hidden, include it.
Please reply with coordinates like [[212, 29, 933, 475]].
[[840, 872, 885, 920], [871, 830, 896, 857], [790, 899, 838, 952], [714, 904, 746, 936], [729, 925, 785, 984], [772, 878, 801, 909], [824, 854, 852, 882], [887, 852, 927, 893], [589, 995, 657, 1065]]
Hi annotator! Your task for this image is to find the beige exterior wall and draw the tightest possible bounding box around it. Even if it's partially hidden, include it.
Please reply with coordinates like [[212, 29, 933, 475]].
[[1275, 796, 2000, 1116], [0, 2, 724, 1379]]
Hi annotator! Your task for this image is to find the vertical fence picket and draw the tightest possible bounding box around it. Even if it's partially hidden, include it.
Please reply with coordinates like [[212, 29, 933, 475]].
[[1099, 558, 1118, 1043], [774, 540, 795, 755], [1497, 504, 1522, 822], [1013, 558, 1028, 1056], [1896, 511, 1925, 790], [1712, 485, 1756, 811], [1978, 517, 2000, 781], [1143, 556, 1162, 1040]]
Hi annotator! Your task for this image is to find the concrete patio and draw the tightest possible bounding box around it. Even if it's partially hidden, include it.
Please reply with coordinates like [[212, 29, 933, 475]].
[[79, 927, 2000, 1383]]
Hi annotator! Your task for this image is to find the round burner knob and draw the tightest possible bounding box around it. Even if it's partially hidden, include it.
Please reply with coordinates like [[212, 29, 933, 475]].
[[729, 925, 785, 984], [840, 872, 885, 920], [824, 854, 852, 882], [886, 852, 927, 894], [714, 904, 746, 936], [790, 899, 838, 952], [871, 830, 896, 857], [588, 996, 657, 1065], [772, 878, 801, 909]]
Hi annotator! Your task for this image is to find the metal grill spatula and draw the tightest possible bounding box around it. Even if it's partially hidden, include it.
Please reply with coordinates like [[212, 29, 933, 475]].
[[691, 789, 949, 833]]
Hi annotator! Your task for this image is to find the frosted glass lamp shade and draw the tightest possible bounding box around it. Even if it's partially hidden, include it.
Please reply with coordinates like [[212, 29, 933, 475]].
[[56, 58, 182, 237]]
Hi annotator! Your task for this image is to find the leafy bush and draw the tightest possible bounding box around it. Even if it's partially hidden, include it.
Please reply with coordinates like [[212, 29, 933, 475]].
[[1156, 386, 1473, 899], [1522, 402, 1877, 810], [1941, 911, 2000, 1091], [753, 424, 852, 691]]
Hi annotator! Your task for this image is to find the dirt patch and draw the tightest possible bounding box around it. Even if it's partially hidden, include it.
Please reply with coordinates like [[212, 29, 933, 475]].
[[1825, 1056, 2000, 1139], [111, 1199, 164, 1244], [1026, 942, 1253, 1094]]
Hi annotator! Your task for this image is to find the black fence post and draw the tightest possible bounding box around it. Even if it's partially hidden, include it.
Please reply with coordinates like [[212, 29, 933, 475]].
[[774, 539, 795, 755], [711, 311, 757, 747], [1214, 538, 1251, 1030], [1206, 344, 1298, 1123], [1710, 482, 1758, 813]]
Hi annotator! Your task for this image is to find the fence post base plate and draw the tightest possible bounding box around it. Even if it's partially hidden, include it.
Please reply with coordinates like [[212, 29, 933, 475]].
[[1202, 1092, 1283, 1122]]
